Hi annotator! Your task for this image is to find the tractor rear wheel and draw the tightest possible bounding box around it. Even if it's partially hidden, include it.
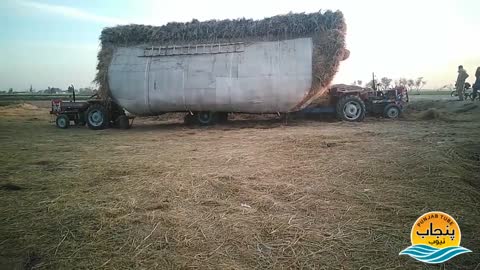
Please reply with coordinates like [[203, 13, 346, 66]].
[[336, 95, 366, 122], [56, 114, 70, 129], [86, 104, 108, 130]]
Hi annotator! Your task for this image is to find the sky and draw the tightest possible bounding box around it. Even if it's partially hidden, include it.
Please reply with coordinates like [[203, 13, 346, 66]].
[[0, 0, 479, 91]]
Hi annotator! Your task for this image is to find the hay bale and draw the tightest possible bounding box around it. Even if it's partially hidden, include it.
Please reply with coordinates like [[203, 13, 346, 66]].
[[95, 10, 347, 102], [417, 108, 443, 120]]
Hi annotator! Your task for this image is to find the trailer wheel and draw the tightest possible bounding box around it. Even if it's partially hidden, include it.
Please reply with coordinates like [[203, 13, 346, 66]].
[[196, 111, 217, 125], [383, 104, 401, 119], [86, 104, 108, 130], [115, 115, 130, 129], [56, 114, 70, 129], [336, 95, 366, 122]]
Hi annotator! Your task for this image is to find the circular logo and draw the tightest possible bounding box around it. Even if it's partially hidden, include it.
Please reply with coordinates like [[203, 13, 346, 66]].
[[400, 211, 471, 264], [411, 211, 460, 248]]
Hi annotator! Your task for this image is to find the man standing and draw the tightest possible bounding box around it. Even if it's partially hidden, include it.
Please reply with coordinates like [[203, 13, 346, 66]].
[[455, 65, 469, 101], [473, 67, 480, 101]]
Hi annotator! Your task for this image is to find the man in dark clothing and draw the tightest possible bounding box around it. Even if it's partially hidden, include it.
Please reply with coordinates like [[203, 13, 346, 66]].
[[473, 67, 480, 101], [456, 65, 469, 101]]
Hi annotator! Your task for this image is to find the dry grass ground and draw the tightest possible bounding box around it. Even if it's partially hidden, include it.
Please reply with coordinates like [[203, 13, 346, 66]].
[[0, 99, 479, 269]]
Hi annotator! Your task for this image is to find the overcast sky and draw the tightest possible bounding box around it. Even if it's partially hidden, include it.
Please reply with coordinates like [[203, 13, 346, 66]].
[[0, 0, 478, 91]]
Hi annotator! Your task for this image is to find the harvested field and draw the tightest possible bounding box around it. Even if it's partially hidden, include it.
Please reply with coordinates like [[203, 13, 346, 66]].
[[0, 97, 479, 269]]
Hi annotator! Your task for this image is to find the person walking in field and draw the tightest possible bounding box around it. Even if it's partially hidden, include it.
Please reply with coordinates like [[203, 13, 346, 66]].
[[455, 65, 469, 101], [472, 67, 480, 101]]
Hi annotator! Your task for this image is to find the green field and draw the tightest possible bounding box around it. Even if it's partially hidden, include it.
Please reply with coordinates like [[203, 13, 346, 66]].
[[0, 94, 91, 101], [0, 94, 91, 107], [409, 90, 451, 95]]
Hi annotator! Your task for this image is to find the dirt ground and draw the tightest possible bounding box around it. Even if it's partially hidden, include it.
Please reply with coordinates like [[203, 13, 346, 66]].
[[0, 97, 479, 269]]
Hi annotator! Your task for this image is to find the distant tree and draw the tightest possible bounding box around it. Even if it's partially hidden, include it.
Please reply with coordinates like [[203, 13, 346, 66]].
[[44, 87, 61, 94], [380, 77, 393, 90], [29, 85, 33, 93], [407, 79, 415, 91], [357, 80, 363, 86], [78, 87, 95, 95], [414, 77, 427, 93], [398, 78, 408, 87], [8, 88, 13, 94], [366, 79, 374, 88]]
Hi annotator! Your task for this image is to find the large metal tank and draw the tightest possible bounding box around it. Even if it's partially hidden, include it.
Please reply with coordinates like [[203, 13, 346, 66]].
[[108, 37, 313, 115]]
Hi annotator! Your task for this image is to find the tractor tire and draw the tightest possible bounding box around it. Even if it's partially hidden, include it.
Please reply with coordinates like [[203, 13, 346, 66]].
[[196, 111, 218, 126], [383, 104, 402, 119], [86, 104, 108, 130], [336, 95, 366, 122], [56, 114, 70, 129], [115, 115, 130, 129]]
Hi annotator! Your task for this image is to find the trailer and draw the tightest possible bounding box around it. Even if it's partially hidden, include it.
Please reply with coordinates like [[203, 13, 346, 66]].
[[53, 11, 356, 129]]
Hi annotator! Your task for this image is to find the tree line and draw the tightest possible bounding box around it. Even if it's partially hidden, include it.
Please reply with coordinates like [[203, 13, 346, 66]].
[[1, 87, 97, 95], [352, 77, 427, 93]]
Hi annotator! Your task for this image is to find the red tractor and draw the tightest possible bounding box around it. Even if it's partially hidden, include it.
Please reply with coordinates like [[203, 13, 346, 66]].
[[300, 83, 408, 121], [50, 87, 130, 130]]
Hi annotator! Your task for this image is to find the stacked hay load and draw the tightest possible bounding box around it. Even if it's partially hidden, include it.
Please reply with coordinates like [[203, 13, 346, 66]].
[[95, 10, 348, 113]]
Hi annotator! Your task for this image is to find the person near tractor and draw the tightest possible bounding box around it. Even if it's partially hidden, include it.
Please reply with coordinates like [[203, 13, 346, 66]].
[[472, 67, 480, 101], [455, 65, 469, 101]]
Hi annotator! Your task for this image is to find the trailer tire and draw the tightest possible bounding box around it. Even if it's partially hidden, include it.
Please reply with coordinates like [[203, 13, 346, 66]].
[[56, 114, 70, 129], [383, 104, 401, 119], [336, 95, 366, 122], [86, 104, 108, 130], [196, 111, 217, 126], [115, 115, 130, 129]]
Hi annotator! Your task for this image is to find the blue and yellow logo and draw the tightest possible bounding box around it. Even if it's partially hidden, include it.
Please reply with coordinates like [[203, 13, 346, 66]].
[[399, 211, 471, 264]]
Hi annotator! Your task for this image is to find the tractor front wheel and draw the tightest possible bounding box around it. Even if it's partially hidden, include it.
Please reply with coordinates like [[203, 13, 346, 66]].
[[336, 95, 366, 122], [86, 104, 108, 130], [383, 104, 402, 119], [56, 114, 70, 129]]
